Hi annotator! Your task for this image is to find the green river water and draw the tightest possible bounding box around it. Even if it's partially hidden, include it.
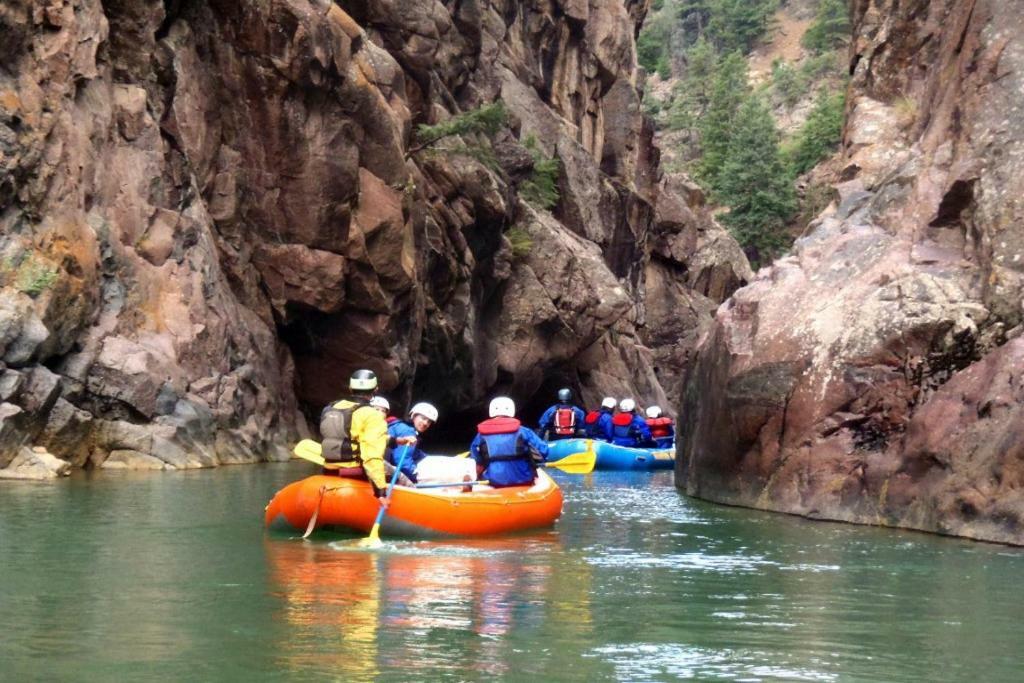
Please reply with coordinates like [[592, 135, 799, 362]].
[[2, 462, 1023, 682]]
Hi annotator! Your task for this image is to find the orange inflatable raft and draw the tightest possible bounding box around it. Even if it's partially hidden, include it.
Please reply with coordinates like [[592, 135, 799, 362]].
[[264, 470, 563, 538]]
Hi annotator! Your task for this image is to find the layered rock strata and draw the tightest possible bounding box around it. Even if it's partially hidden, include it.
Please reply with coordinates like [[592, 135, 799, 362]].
[[679, 0, 1024, 545]]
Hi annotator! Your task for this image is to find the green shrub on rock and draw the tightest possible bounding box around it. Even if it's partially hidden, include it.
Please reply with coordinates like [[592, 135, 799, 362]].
[[519, 136, 560, 210]]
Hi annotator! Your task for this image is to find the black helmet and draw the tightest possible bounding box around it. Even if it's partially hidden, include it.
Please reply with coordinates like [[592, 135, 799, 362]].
[[349, 369, 378, 392], [557, 387, 571, 402]]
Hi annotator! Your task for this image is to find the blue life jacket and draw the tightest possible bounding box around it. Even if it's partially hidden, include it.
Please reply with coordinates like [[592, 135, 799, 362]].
[[584, 409, 614, 440], [470, 417, 547, 487], [386, 420, 425, 483], [611, 413, 652, 447]]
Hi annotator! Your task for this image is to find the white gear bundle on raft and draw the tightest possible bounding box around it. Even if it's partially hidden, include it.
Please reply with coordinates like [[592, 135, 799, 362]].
[[414, 455, 477, 485]]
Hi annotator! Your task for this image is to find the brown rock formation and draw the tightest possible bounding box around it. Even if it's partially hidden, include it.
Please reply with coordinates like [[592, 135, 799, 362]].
[[679, 0, 1024, 544], [0, 1, 748, 470]]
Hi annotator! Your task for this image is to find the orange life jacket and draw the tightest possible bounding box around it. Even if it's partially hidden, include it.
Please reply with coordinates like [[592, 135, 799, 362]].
[[646, 416, 674, 438]]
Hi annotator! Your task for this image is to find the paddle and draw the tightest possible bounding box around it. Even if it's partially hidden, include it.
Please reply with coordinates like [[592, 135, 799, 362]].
[[544, 451, 595, 474], [544, 444, 597, 474], [293, 439, 326, 466], [359, 444, 412, 548]]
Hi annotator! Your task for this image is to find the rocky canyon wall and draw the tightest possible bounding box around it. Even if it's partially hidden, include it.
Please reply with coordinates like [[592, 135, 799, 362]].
[[679, 0, 1024, 545], [0, 0, 748, 474]]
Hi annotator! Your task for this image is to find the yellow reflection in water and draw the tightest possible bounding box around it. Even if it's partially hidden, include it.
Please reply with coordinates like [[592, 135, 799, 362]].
[[265, 534, 589, 679], [267, 542, 380, 682]]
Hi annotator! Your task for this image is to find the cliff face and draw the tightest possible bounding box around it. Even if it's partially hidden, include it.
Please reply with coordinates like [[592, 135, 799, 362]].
[[679, 0, 1024, 544], [0, 0, 748, 473]]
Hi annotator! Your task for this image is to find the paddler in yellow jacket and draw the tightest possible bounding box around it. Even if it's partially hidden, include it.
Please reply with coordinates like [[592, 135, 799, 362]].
[[318, 369, 391, 502]]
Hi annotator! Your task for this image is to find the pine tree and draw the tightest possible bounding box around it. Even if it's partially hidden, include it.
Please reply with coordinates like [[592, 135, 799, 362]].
[[697, 51, 749, 193], [408, 102, 507, 162], [785, 88, 845, 176], [683, 36, 718, 113], [770, 58, 807, 109], [706, 0, 778, 54], [676, 0, 714, 47], [717, 95, 796, 266], [636, 2, 677, 78], [801, 0, 851, 53], [666, 38, 718, 133]]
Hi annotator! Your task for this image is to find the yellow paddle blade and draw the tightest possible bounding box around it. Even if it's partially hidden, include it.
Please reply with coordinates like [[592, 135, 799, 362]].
[[545, 450, 596, 474], [293, 439, 325, 466], [358, 523, 383, 548]]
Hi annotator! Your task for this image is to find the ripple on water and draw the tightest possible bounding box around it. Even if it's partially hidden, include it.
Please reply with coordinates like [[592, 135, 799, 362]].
[[326, 540, 520, 559], [588, 643, 839, 682], [585, 550, 777, 573]]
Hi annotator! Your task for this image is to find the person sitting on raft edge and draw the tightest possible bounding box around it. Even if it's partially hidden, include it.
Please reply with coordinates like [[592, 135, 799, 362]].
[[537, 387, 586, 441], [583, 396, 616, 441], [471, 396, 549, 488], [318, 369, 390, 502], [385, 402, 439, 486], [370, 395, 399, 424], [645, 405, 675, 447], [611, 398, 654, 448]]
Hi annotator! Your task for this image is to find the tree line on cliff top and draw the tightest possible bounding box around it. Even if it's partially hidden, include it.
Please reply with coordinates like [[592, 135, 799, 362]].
[[640, 0, 850, 266]]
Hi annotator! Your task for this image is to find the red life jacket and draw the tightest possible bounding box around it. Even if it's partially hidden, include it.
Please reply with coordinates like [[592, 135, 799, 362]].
[[611, 412, 635, 440], [612, 413, 633, 427], [553, 407, 576, 435], [477, 416, 521, 435], [584, 410, 601, 425], [646, 416, 674, 438]]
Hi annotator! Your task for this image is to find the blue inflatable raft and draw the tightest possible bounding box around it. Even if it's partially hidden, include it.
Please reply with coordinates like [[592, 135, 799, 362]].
[[546, 438, 674, 471]]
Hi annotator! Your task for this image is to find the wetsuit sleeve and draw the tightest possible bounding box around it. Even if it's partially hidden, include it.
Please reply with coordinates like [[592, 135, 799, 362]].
[[470, 434, 482, 464], [537, 406, 554, 432], [521, 427, 549, 460], [634, 416, 653, 441], [385, 422, 398, 460], [386, 422, 419, 482], [392, 442, 418, 483], [353, 406, 388, 492]]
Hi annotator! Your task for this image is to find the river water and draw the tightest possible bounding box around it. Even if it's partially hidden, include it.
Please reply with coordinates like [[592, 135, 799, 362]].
[[2, 462, 1023, 681]]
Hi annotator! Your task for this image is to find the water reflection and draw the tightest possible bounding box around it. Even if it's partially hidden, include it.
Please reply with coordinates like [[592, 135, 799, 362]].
[[266, 542, 380, 680], [6, 464, 1024, 681], [265, 534, 587, 680]]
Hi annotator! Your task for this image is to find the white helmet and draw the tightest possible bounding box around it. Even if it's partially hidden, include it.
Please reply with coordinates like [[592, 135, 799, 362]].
[[489, 396, 516, 418], [409, 402, 439, 423], [601, 396, 617, 410], [619, 398, 636, 413], [646, 405, 662, 418], [369, 396, 390, 411]]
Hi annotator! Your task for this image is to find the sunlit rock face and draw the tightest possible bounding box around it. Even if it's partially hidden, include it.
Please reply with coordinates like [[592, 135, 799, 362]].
[[0, 0, 748, 468], [679, 0, 1024, 545]]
